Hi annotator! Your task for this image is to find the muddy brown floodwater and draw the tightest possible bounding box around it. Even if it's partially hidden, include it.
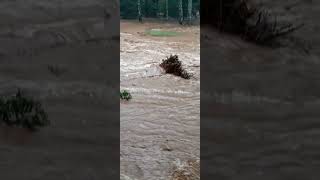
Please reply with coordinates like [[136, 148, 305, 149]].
[[0, 1, 119, 179], [120, 21, 200, 180], [201, 0, 320, 179]]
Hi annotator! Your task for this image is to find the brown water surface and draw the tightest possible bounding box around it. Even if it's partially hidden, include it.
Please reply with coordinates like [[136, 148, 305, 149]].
[[120, 20, 200, 180]]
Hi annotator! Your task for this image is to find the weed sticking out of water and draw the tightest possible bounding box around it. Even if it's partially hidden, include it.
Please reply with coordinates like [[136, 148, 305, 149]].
[[146, 29, 179, 37], [120, 90, 132, 101], [160, 55, 192, 79], [0, 90, 49, 131]]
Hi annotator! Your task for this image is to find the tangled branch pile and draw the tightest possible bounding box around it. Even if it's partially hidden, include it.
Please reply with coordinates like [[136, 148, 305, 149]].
[[0, 90, 49, 131], [202, 0, 303, 44], [160, 55, 192, 79]]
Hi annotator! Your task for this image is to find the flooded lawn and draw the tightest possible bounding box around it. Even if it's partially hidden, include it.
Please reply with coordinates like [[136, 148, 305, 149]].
[[120, 20, 200, 179]]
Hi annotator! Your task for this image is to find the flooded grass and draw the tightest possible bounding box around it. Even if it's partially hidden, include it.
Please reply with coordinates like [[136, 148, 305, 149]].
[[146, 29, 180, 37]]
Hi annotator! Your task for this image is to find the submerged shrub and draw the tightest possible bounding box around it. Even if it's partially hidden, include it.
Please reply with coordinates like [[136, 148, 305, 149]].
[[0, 90, 49, 131], [160, 55, 192, 79], [120, 90, 132, 101]]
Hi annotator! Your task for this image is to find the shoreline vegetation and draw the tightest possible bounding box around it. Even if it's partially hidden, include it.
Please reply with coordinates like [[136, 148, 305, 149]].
[[120, 0, 200, 24]]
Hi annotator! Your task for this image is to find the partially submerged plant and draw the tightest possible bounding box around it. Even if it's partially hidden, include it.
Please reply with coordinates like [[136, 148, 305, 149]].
[[160, 55, 192, 79], [120, 90, 132, 101], [0, 90, 49, 131]]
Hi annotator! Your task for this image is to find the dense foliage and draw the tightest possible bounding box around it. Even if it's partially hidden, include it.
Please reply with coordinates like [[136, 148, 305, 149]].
[[120, 0, 200, 20], [120, 90, 132, 101], [160, 55, 192, 79]]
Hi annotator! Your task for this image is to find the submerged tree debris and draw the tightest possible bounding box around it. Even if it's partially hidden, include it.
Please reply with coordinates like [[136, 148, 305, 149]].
[[202, 0, 303, 45], [0, 90, 49, 131], [160, 55, 192, 79]]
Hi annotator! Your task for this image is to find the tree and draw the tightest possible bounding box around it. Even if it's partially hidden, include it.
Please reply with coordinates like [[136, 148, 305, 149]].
[[166, 0, 169, 20], [120, 0, 200, 21], [188, 0, 192, 24], [178, 0, 183, 24], [137, 0, 142, 22]]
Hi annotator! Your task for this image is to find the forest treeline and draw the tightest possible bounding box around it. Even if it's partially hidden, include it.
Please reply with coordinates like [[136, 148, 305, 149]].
[[120, 0, 200, 23]]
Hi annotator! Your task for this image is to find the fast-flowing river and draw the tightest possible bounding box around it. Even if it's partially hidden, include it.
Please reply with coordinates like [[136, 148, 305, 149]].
[[120, 21, 200, 180]]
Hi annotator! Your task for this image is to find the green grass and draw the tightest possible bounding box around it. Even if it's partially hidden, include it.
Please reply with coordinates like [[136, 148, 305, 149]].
[[120, 90, 132, 101], [146, 29, 179, 37]]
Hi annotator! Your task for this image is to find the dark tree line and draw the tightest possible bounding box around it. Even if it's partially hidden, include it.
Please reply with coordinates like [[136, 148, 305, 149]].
[[120, 0, 200, 23]]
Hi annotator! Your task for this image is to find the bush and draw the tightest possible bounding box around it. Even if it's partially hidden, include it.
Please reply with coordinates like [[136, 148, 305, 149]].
[[160, 55, 192, 79], [120, 90, 132, 101], [0, 90, 49, 131]]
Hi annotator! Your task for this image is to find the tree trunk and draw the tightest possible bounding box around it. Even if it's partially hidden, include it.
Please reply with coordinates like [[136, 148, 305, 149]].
[[166, 0, 169, 20], [188, 0, 192, 24], [137, 0, 142, 22], [178, 0, 183, 24]]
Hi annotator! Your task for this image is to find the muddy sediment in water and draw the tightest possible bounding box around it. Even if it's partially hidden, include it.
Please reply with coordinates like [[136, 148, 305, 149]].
[[120, 21, 200, 179], [0, 1, 119, 179], [202, 0, 320, 179]]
